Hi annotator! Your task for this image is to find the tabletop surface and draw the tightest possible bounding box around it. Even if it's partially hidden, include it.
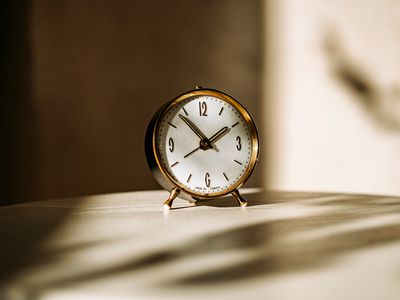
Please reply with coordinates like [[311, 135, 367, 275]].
[[1, 188, 400, 300]]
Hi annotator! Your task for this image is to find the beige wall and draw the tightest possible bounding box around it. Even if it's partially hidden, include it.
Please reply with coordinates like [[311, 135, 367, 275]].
[[264, 0, 400, 196], [5, 0, 399, 202], [6, 0, 262, 201]]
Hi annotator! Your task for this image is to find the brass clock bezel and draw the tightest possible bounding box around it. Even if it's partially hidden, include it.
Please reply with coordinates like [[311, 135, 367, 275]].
[[145, 88, 259, 201]]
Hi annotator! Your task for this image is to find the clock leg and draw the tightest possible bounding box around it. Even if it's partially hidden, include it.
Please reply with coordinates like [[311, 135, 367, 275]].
[[232, 189, 248, 207], [163, 188, 180, 210]]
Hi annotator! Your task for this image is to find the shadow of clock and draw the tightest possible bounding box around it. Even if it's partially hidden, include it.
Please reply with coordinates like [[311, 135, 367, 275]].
[[193, 189, 332, 207]]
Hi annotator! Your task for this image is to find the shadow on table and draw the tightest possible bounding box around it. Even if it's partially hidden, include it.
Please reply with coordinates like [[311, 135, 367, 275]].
[[0, 200, 78, 284], [5, 190, 399, 299], [171, 194, 400, 286], [159, 191, 400, 286]]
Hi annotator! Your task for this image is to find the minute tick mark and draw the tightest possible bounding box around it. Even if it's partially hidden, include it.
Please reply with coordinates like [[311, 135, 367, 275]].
[[234, 160, 242, 165]]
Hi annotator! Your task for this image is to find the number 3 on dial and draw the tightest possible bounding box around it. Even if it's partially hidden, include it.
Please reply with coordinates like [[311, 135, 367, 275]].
[[236, 136, 242, 151]]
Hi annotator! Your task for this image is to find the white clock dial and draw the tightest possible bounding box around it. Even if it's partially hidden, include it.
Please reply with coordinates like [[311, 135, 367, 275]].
[[156, 95, 253, 196]]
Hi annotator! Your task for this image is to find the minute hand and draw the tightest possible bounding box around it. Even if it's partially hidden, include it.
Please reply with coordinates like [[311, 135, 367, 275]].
[[179, 114, 208, 141], [209, 126, 229, 143]]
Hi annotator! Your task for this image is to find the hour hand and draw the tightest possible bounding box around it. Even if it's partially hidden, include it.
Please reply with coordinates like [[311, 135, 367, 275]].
[[209, 126, 229, 144], [178, 114, 209, 142]]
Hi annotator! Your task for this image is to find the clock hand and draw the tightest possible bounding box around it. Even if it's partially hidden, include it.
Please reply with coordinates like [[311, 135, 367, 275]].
[[184, 126, 228, 158], [184, 146, 201, 158], [179, 114, 213, 150], [179, 114, 210, 141], [208, 126, 229, 143]]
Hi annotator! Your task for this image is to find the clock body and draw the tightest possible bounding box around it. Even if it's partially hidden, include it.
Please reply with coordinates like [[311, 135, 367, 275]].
[[145, 88, 259, 202]]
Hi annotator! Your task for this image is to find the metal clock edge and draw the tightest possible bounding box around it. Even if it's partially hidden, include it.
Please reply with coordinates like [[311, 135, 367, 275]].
[[144, 87, 260, 202]]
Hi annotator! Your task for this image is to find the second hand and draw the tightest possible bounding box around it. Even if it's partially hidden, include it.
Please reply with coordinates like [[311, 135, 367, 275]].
[[184, 146, 200, 158]]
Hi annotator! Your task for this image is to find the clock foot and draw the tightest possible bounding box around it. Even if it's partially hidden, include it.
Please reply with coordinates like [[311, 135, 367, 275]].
[[232, 190, 247, 207], [163, 188, 180, 210]]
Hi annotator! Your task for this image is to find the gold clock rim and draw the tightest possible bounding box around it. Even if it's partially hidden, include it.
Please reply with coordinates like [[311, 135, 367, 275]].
[[151, 88, 259, 200]]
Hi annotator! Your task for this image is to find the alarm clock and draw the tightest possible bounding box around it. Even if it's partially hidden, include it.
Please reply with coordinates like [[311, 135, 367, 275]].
[[145, 87, 259, 209]]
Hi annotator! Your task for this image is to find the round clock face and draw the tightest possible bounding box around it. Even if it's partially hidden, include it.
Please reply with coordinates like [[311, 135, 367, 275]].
[[154, 90, 258, 197]]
